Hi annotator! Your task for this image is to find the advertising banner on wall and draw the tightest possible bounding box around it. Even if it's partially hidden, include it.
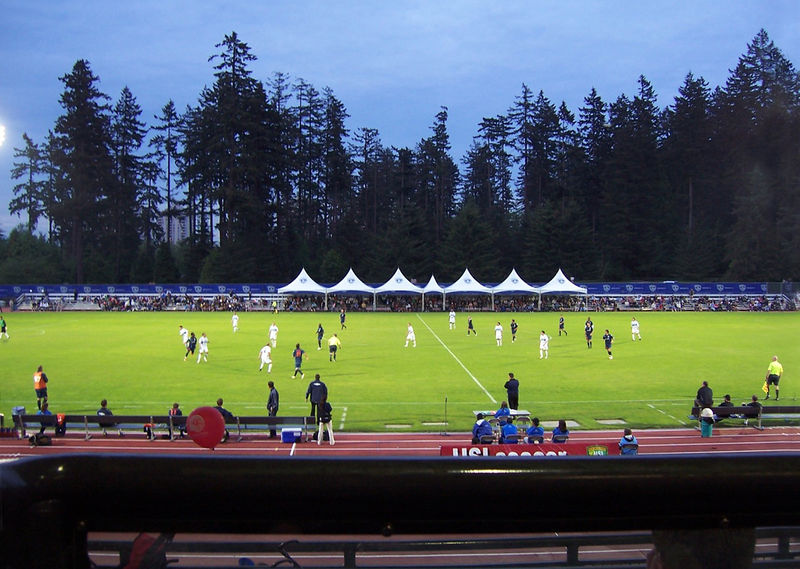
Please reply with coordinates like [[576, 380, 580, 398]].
[[440, 442, 621, 457]]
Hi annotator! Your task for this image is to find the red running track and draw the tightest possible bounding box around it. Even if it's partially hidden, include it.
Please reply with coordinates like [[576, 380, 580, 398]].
[[2, 426, 800, 460]]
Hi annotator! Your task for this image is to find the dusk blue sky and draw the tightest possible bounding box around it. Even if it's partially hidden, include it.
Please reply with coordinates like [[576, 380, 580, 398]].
[[1, 1, 798, 234]]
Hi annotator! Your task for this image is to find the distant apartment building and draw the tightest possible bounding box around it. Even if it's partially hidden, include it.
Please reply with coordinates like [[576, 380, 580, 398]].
[[160, 214, 190, 244]]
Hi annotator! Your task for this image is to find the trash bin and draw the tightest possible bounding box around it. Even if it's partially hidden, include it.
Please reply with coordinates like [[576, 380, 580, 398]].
[[700, 408, 714, 438]]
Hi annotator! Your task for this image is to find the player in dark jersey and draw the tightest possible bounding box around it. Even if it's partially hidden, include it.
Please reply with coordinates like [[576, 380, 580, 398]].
[[184, 332, 197, 361], [603, 329, 614, 359], [510, 319, 518, 343], [584, 318, 594, 349], [559, 314, 567, 336]]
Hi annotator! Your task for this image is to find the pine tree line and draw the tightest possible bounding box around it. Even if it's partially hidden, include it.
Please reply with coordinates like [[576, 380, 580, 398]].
[[4, 29, 799, 284]]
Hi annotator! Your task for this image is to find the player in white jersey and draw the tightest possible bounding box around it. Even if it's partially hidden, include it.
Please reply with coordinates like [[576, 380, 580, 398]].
[[197, 332, 209, 363], [268, 323, 279, 348], [405, 323, 416, 347], [179, 325, 189, 347], [449, 310, 456, 330], [259, 344, 272, 372], [539, 330, 551, 359], [631, 317, 641, 341], [494, 322, 503, 346], [232, 313, 239, 333]]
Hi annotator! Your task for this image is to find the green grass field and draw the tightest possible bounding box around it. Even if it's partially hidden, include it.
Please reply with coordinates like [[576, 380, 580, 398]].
[[0, 310, 796, 433]]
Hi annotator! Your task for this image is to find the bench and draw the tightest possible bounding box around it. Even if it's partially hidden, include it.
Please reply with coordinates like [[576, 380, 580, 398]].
[[759, 406, 800, 427], [690, 406, 761, 429], [13, 414, 317, 442]]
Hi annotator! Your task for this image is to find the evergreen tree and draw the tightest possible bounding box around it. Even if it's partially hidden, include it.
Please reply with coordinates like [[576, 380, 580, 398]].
[[51, 59, 114, 283], [150, 100, 182, 241], [9, 133, 46, 233]]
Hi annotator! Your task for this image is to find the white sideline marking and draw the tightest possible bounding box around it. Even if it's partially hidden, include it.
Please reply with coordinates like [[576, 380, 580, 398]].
[[648, 403, 688, 425], [416, 315, 495, 404], [338, 406, 347, 431]]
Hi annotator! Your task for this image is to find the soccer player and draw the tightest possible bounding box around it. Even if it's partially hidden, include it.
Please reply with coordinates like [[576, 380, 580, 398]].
[[539, 330, 551, 359], [494, 322, 503, 346], [232, 313, 239, 333], [328, 334, 342, 361], [258, 343, 272, 372], [292, 343, 306, 378], [603, 329, 614, 359], [197, 332, 209, 363], [179, 325, 189, 347], [449, 309, 456, 330], [510, 319, 518, 343], [316, 323, 325, 350], [33, 365, 49, 410], [268, 322, 279, 348], [631, 316, 642, 341], [405, 323, 416, 347], [184, 332, 197, 361], [584, 318, 594, 349], [558, 314, 567, 336], [765, 355, 784, 400], [467, 315, 476, 335], [340, 309, 347, 329], [0, 315, 8, 339]]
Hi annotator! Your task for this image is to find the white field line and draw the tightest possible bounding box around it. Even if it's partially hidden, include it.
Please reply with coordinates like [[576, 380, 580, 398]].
[[338, 406, 347, 431], [416, 314, 496, 404], [648, 403, 689, 425]]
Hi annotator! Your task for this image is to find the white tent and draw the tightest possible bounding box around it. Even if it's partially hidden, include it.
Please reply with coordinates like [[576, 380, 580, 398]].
[[421, 275, 445, 311], [491, 268, 539, 294], [277, 268, 327, 294], [374, 268, 423, 310], [374, 268, 423, 295], [536, 268, 588, 309], [327, 268, 374, 294], [444, 268, 493, 309]]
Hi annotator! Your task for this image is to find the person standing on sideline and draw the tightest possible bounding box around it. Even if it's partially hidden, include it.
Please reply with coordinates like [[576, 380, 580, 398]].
[[328, 334, 342, 361], [184, 332, 197, 361], [339, 309, 347, 329], [292, 343, 307, 378], [558, 314, 567, 336], [504, 372, 519, 410], [231, 313, 239, 333], [306, 373, 328, 419], [179, 325, 189, 348], [449, 309, 456, 330], [266, 381, 279, 438], [33, 365, 49, 410], [467, 315, 476, 335], [765, 355, 784, 400], [602, 329, 614, 359], [584, 317, 594, 349], [631, 316, 642, 341], [695, 381, 713, 409], [268, 322, 279, 348], [258, 343, 272, 372], [197, 332, 209, 363], [405, 323, 416, 347], [510, 319, 518, 343], [494, 321, 503, 346], [316, 323, 325, 350], [317, 397, 335, 446], [539, 330, 551, 359], [0, 315, 8, 339]]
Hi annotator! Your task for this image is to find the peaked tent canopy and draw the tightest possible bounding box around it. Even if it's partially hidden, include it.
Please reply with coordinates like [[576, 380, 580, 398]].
[[277, 268, 327, 294], [491, 268, 539, 295], [374, 268, 423, 294], [327, 268, 374, 294], [422, 275, 444, 294], [537, 268, 588, 295], [444, 268, 492, 294]]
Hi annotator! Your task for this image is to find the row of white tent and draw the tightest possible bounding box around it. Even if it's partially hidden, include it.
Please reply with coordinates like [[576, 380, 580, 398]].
[[278, 267, 587, 310]]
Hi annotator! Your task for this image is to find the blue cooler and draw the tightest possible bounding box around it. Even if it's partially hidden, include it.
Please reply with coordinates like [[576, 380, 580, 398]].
[[281, 428, 301, 443]]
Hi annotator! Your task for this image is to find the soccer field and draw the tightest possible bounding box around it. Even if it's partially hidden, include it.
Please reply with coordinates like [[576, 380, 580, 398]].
[[0, 310, 796, 433]]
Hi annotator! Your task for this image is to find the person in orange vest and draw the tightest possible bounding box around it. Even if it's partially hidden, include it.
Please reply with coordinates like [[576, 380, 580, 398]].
[[33, 365, 49, 410]]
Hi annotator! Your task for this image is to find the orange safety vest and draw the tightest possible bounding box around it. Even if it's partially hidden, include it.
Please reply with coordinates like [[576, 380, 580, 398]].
[[33, 371, 47, 390]]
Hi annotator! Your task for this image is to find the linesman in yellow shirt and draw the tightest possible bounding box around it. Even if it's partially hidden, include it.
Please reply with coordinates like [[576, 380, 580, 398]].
[[328, 333, 342, 362], [765, 355, 784, 400]]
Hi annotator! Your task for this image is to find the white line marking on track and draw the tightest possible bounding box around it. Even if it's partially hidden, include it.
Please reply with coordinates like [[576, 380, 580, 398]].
[[416, 315, 496, 404]]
